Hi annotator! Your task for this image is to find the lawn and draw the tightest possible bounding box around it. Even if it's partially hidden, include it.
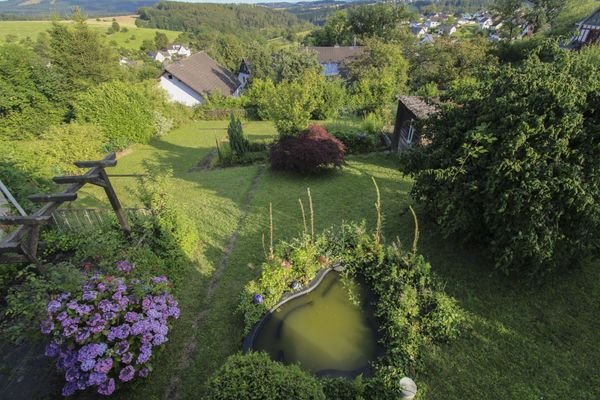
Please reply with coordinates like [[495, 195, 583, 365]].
[[62, 121, 600, 398], [0, 17, 180, 50]]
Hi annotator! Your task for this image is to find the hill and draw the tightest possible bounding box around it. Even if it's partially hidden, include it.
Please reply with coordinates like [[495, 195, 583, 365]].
[[136, 1, 312, 37], [0, 0, 155, 17]]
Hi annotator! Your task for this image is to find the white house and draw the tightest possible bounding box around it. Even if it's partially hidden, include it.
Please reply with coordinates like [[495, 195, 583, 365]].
[[410, 25, 427, 37], [307, 46, 365, 77], [165, 44, 192, 58], [149, 51, 169, 63], [479, 17, 494, 30], [421, 34, 435, 45], [439, 24, 457, 36], [159, 52, 244, 107], [424, 19, 441, 29]]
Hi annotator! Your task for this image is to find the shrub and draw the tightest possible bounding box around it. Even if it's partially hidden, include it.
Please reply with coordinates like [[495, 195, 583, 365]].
[[41, 262, 180, 397], [74, 81, 161, 149], [269, 125, 345, 173], [326, 122, 380, 154], [227, 113, 249, 156], [400, 42, 600, 278], [205, 352, 326, 400], [136, 168, 199, 261]]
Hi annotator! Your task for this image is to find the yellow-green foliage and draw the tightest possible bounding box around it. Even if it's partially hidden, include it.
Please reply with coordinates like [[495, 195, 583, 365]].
[[74, 81, 167, 149]]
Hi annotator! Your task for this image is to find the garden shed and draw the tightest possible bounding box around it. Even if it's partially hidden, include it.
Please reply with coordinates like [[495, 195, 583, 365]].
[[392, 96, 438, 152]]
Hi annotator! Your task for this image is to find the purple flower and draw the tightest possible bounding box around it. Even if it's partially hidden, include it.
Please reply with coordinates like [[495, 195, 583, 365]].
[[142, 297, 152, 310], [45, 342, 61, 358], [116, 260, 133, 274], [153, 334, 167, 346], [94, 357, 113, 374], [119, 365, 135, 382], [47, 300, 62, 314], [168, 306, 181, 319], [115, 340, 129, 355], [62, 382, 78, 397], [151, 276, 168, 284], [65, 367, 80, 382], [55, 311, 68, 322], [108, 324, 130, 341], [124, 312, 139, 323], [121, 352, 133, 364], [80, 358, 96, 372], [98, 300, 114, 313], [57, 293, 71, 302], [40, 319, 54, 335], [97, 283, 107, 292], [88, 372, 108, 386], [82, 290, 98, 301], [75, 328, 91, 344], [97, 378, 115, 396], [57, 351, 77, 370], [139, 368, 149, 378], [137, 345, 152, 365]]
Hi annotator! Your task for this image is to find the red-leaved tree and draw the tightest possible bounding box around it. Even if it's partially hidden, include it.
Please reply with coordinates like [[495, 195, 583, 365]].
[[269, 125, 346, 173]]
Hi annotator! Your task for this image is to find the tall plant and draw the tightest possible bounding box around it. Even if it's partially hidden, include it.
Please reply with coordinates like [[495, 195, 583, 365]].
[[227, 113, 249, 156]]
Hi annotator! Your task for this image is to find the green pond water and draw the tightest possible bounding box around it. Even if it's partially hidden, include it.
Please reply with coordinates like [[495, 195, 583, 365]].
[[251, 272, 379, 377]]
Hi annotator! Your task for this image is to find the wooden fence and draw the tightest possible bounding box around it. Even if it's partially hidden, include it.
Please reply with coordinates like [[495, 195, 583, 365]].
[[51, 208, 150, 232]]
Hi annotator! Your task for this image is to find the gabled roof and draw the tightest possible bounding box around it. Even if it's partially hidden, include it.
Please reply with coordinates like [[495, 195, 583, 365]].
[[163, 52, 240, 97], [397, 96, 438, 120], [308, 46, 365, 64], [579, 8, 600, 28]]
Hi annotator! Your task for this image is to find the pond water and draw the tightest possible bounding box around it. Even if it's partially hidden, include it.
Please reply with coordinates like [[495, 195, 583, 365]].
[[251, 271, 379, 377]]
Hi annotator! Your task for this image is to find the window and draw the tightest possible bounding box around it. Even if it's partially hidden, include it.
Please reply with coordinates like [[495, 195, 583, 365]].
[[168, 74, 173, 80], [407, 120, 416, 144]]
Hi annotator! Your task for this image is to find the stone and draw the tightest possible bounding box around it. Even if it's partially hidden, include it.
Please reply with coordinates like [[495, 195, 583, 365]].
[[399, 377, 417, 399]]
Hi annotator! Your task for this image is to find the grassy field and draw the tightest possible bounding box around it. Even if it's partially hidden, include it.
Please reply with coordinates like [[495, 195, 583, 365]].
[[66, 121, 600, 399], [0, 16, 180, 50]]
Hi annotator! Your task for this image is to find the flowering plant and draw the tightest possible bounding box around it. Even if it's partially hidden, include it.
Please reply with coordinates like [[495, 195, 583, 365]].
[[41, 261, 180, 397]]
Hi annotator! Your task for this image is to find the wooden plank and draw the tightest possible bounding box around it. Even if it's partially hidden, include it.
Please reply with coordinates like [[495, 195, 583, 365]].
[[53, 175, 101, 184], [99, 170, 131, 234], [74, 159, 118, 168], [0, 216, 51, 226], [0, 241, 20, 252], [0, 179, 27, 216], [28, 193, 78, 203]]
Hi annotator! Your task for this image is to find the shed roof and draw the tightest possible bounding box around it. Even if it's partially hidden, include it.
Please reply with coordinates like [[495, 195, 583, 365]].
[[308, 46, 365, 64], [397, 96, 438, 120], [579, 8, 600, 28], [163, 52, 240, 97]]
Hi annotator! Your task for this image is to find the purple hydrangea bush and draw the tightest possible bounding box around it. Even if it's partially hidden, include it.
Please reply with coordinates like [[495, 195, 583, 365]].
[[41, 261, 180, 397]]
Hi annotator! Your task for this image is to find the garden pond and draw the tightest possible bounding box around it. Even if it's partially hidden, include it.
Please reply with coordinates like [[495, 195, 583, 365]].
[[249, 271, 380, 377]]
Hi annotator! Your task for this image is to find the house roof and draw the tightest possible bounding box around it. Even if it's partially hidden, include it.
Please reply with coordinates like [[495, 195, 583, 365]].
[[163, 52, 240, 97], [410, 26, 425, 34], [397, 96, 438, 120], [579, 8, 600, 28], [308, 46, 365, 64]]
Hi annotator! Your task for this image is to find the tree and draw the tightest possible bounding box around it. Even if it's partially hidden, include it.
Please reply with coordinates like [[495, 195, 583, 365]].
[[48, 11, 116, 93], [154, 31, 169, 50], [111, 20, 120, 33], [347, 39, 409, 116], [346, 3, 412, 40], [493, 0, 522, 40], [227, 113, 249, 156], [400, 42, 600, 279], [140, 39, 155, 52]]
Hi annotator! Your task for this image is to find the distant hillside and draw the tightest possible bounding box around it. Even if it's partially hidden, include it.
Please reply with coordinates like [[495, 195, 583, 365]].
[[0, 0, 155, 17], [136, 2, 312, 37]]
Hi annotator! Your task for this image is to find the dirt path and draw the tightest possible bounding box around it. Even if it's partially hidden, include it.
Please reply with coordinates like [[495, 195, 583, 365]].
[[164, 166, 265, 400]]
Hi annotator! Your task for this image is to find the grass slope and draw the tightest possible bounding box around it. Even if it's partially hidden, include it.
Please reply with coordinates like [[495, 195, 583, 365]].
[[69, 120, 600, 399], [0, 17, 180, 50]]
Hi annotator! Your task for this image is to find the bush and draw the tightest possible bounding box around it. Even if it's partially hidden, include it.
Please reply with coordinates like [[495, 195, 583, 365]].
[[75, 81, 164, 149], [400, 42, 600, 279], [205, 352, 325, 400], [269, 125, 345, 173], [326, 121, 380, 154], [41, 263, 180, 397], [227, 113, 249, 156]]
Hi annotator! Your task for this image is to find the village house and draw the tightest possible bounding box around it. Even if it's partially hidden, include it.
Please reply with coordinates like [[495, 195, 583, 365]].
[[392, 96, 438, 152], [569, 8, 600, 49], [439, 24, 457, 36], [479, 17, 494, 30], [165, 44, 192, 58], [159, 52, 246, 107], [308, 46, 365, 77], [410, 25, 427, 37], [149, 50, 170, 63], [420, 34, 435, 45]]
